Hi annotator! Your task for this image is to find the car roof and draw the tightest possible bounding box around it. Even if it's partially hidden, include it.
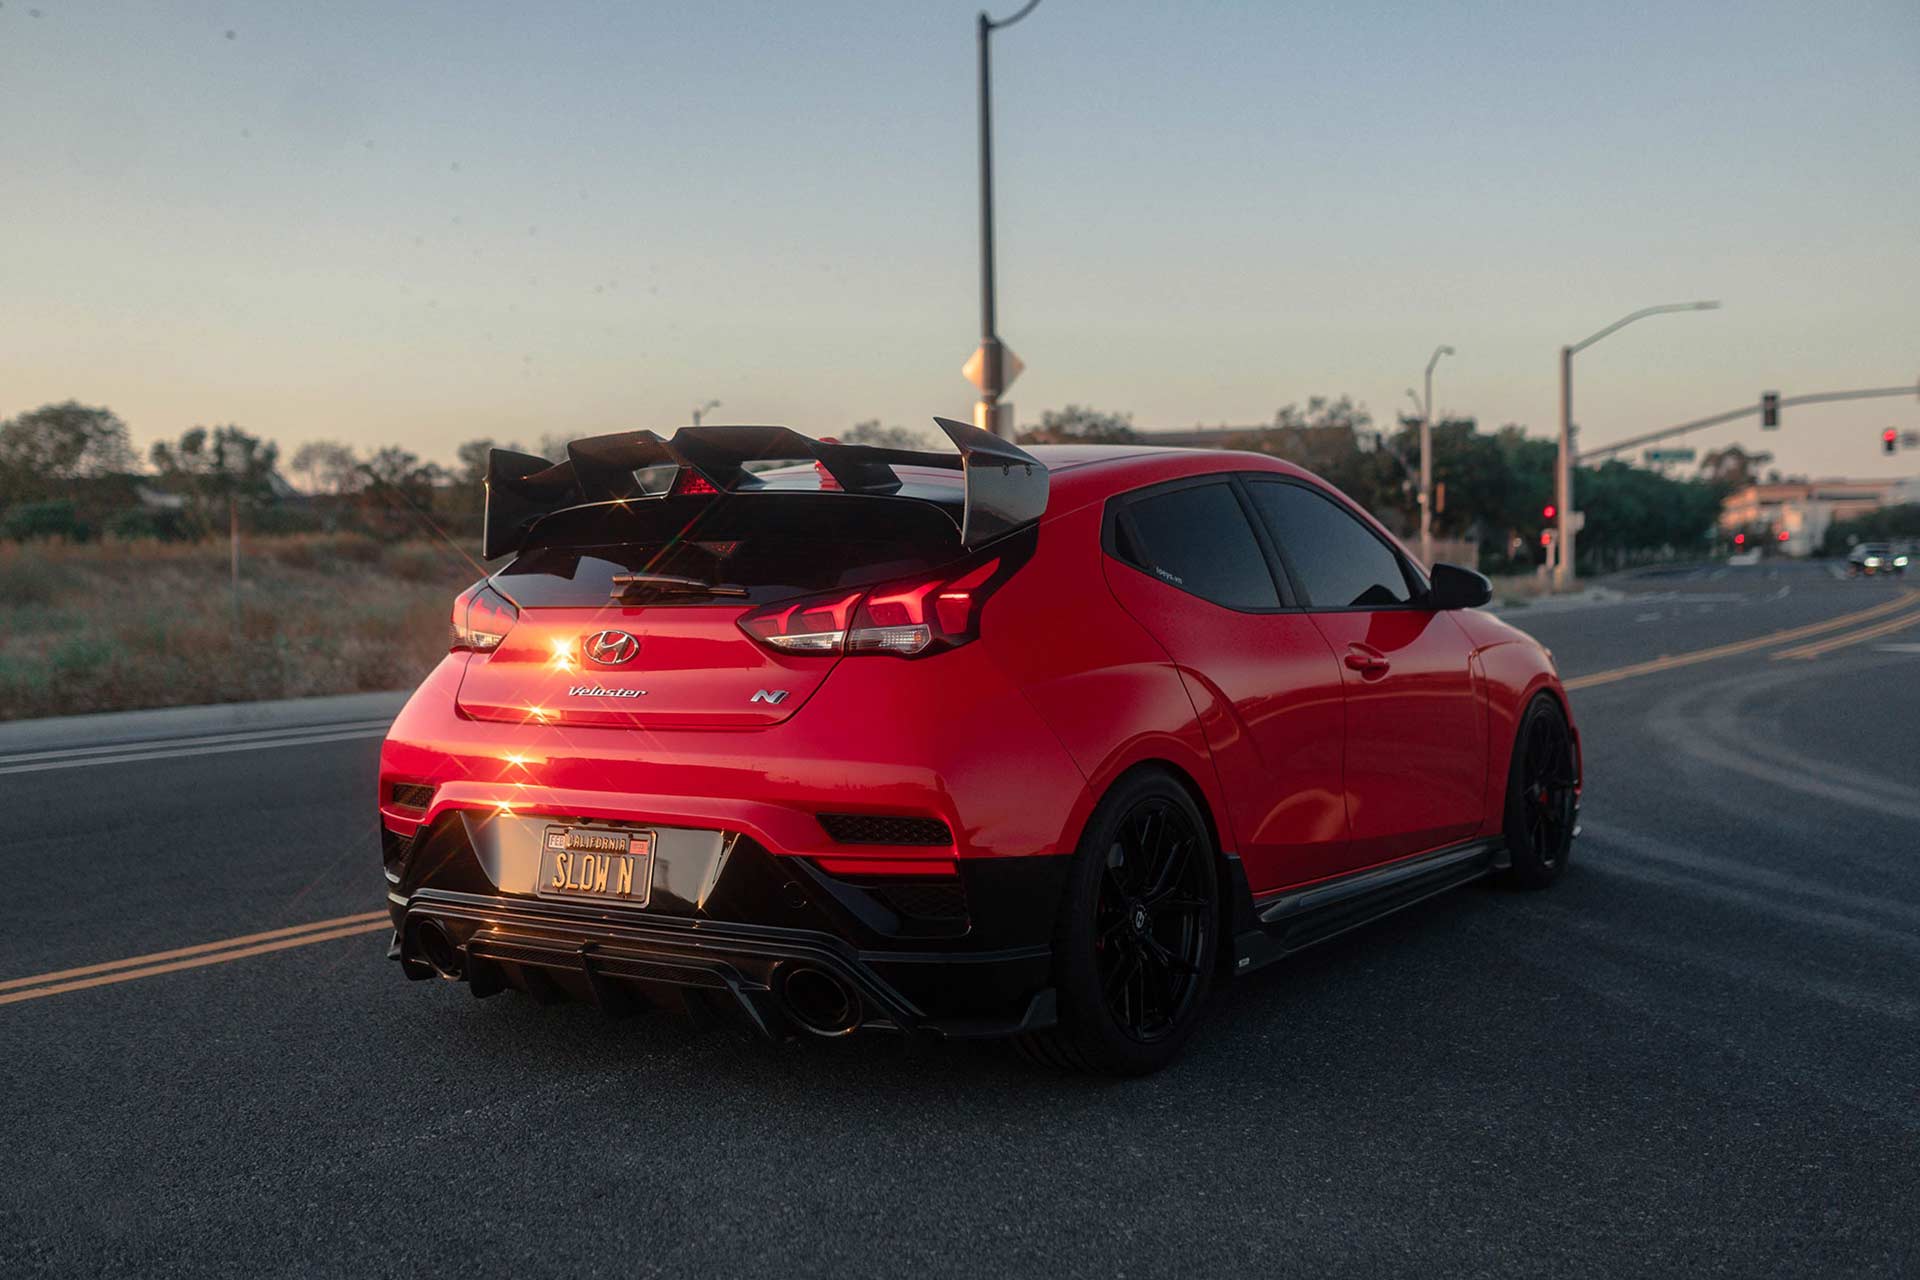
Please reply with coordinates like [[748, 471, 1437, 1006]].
[[1028, 445, 1319, 506]]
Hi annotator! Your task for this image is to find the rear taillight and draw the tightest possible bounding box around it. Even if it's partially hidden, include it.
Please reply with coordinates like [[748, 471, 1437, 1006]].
[[736, 548, 1021, 659], [738, 590, 863, 653], [450, 581, 518, 652]]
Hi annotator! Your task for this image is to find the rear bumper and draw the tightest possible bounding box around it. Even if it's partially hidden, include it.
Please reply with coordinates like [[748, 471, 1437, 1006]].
[[385, 811, 1070, 1039]]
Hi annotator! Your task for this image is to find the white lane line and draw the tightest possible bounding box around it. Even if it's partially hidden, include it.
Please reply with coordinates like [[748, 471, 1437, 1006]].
[[0, 718, 394, 765], [0, 726, 387, 776], [1876, 643, 1920, 654]]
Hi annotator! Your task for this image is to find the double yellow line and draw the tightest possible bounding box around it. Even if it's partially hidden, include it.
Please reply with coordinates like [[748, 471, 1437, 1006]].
[[1773, 603, 1920, 660], [1565, 589, 1920, 691], [0, 910, 390, 1007]]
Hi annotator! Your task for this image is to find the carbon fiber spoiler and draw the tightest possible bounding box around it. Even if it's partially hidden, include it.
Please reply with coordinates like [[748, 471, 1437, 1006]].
[[482, 417, 1046, 559]]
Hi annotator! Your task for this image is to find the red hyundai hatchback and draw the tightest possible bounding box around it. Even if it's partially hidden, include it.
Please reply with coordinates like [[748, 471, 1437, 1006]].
[[380, 419, 1581, 1074]]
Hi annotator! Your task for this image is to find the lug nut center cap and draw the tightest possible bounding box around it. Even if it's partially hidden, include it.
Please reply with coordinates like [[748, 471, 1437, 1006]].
[[1132, 906, 1148, 932]]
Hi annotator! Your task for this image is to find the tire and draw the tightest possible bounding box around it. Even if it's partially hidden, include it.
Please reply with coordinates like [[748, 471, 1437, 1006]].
[[1496, 694, 1579, 889], [1017, 769, 1219, 1075]]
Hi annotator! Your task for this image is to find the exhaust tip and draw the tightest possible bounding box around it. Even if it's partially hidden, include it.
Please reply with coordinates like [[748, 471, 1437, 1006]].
[[778, 965, 862, 1037], [410, 918, 464, 980]]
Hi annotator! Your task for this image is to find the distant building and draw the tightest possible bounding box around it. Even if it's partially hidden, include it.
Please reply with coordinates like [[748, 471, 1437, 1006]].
[[1718, 478, 1914, 555]]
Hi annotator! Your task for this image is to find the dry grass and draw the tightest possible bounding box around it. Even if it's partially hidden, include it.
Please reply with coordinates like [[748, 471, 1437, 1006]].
[[0, 534, 492, 721]]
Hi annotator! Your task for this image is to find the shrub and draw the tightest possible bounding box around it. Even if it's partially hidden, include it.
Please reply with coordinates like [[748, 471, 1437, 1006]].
[[105, 508, 192, 541], [3, 501, 89, 542]]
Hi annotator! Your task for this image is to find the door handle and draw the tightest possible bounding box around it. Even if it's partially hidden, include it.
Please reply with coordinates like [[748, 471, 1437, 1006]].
[[1344, 646, 1390, 676]]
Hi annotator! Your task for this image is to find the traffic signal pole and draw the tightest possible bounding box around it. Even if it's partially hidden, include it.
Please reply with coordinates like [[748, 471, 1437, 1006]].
[[1555, 301, 1720, 588], [1574, 382, 1920, 463], [1557, 345, 1573, 589]]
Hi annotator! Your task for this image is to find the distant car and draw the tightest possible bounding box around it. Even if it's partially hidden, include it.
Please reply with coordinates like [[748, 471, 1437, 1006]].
[[379, 419, 1581, 1074], [1847, 543, 1905, 576]]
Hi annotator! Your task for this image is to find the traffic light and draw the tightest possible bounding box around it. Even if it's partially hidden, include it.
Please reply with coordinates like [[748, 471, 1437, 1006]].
[[1777, 530, 1790, 542], [1539, 530, 1553, 548], [1733, 532, 1746, 546], [1886, 428, 1899, 455], [1542, 504, 1557, 520], [1761, 392, 1779, 429]]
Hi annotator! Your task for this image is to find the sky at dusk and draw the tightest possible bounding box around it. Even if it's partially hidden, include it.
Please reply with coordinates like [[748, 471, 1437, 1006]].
[[3, 0, 1916, 480]]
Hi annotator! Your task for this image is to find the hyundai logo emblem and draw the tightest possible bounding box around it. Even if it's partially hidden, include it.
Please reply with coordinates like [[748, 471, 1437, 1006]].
[[583, 629, 640, 666]]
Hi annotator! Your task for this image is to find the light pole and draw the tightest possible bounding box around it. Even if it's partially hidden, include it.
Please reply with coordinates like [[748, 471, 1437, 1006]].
[[1556, 302, 1719, 587], [973, 0, 1041, 436], [1419, 344, 1454, 568], [691, 399, 720, 428]]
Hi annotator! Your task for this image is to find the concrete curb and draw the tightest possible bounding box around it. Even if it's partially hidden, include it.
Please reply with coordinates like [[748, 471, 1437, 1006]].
[[0, 690, 412, 754]]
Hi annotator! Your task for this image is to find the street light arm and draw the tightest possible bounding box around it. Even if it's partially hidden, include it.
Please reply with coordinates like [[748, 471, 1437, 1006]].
[[1425, 344, 1454, 379], [1568, 301, 1719, 355], [983, 0, 1041, 30]]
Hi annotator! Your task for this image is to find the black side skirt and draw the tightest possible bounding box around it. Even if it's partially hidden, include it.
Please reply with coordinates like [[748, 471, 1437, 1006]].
[[1225, 837, 1504, 976]]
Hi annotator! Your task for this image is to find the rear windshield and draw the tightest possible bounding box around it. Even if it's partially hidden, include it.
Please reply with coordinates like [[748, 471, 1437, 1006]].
[[494, 493, 963, 606]]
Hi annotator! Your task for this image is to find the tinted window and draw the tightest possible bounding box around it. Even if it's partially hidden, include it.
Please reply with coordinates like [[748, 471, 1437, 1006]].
[[498, 494, 960, 606], [1119, 483, 1278, 609], [1247, 480, 1413, 608]]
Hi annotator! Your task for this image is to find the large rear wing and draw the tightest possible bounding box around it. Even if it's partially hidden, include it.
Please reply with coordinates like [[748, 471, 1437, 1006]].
[[482, 417, 1047, 559]]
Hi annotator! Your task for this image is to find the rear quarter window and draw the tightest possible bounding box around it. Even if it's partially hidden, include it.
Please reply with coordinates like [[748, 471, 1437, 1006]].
[[1112, 482, 1278, 610]]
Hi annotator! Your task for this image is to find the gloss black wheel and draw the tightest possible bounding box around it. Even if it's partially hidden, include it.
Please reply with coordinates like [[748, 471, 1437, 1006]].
[[1499, 695, 1579, 889], [1018, 769, 1218, 1075], [1093, 796, 1211, 1042]]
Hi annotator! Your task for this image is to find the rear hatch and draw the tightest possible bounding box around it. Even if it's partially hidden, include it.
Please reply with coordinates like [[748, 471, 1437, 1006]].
[[455, 491, 965, 729]]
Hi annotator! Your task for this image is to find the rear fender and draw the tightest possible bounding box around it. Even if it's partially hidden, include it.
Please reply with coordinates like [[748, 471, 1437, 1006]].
[[983, 502, 1239, 863]]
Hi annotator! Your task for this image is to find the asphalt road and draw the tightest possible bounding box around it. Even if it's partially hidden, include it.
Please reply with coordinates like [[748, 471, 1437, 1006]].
[[4, 558, 1918, 1277]]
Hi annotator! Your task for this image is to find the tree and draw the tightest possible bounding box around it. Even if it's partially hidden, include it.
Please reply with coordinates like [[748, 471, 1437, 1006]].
[[148, 425, 280, 530], [1016, 405, 1139, 445], [1221, 397, 1401, 525], [354, 446, 453, 534], [454, 439, 498, 487], [1569, 460, 1721, 571], [1698, 444, 1773, 489], [0, 402, 136, 504], [289, 440, 363, 496], [838, 421, 934, 450]]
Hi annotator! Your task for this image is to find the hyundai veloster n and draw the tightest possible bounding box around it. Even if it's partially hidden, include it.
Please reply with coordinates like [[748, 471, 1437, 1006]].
[[380, 418, 1581, 1074]]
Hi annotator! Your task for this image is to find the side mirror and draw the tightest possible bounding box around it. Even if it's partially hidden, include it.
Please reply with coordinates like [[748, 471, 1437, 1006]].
[[1428, 562, 1492, 610]]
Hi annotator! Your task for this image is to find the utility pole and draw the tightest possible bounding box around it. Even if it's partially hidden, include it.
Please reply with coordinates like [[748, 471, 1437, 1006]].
[[1419, 344, 1454, 568], [1556, 301, 1719, 587], [966, 1, 1040, 436], [228, 492, 240, 629]]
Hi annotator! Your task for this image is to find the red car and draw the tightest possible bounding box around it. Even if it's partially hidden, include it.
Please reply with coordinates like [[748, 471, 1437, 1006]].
[[380, 419, 1581, 1074]]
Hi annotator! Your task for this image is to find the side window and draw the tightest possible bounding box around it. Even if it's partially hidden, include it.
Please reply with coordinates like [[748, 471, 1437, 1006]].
[[1245, 480, 1413, 608], [1115, 482, 1279, 610]]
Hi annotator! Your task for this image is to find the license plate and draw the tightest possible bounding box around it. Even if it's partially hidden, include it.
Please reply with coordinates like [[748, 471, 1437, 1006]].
[[536, 826, 654, 905]]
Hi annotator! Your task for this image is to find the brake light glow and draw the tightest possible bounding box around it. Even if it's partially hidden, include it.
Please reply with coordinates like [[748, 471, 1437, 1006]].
[[450, 582, 519, 652], [671, 469, 719, 496]]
